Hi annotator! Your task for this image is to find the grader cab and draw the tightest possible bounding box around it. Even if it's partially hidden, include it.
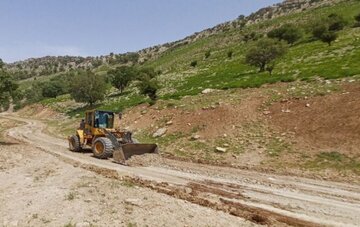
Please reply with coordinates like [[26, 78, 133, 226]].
[[68, 110, 158, 164]]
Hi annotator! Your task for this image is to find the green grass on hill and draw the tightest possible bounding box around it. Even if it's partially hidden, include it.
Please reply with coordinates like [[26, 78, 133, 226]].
[[22, 0, 360, 115]]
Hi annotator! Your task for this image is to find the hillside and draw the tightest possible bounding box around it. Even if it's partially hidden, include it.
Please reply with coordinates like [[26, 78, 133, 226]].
[[4, 0, 360, 179]]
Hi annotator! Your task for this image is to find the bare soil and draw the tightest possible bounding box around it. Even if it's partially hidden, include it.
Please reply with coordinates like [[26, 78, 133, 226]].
[[269, 83, 360, 155], [1, 114, 360, 226], [0, 122, 252, 226]]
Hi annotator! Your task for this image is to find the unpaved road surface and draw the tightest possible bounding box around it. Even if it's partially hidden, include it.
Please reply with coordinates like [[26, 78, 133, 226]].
[[1, 114, 360, 227]]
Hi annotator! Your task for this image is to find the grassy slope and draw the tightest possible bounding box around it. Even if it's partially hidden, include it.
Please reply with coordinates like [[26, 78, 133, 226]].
[[142, 0, 360, 99], [33, 0, 360, 115]]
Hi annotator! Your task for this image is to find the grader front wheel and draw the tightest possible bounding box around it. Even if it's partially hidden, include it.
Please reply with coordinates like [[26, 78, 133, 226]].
[[92, 137, 113, 159], [69, 135, 81, 152]]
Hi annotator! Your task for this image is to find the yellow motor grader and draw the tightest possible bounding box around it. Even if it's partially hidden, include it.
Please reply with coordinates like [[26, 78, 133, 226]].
[[68, 110, 158, 164]]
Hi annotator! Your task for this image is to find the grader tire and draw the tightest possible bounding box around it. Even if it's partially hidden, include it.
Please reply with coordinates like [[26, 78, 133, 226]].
[[92, 137, 113, 159], [69, 135, 81, 152]]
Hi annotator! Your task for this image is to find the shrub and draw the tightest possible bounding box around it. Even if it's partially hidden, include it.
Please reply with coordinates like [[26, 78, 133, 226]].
[[227, 51, 233, 58], [354, 13, 360, 27], [190, 60, 198, 67], [205, 50, 211, 59]]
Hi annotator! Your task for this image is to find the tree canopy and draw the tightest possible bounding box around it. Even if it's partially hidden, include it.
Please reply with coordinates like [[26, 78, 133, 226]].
[[267, 24, 302, 44], [245, 38, 287, 74], [108, 66, 137, 93], [69, 70, 107, 106]]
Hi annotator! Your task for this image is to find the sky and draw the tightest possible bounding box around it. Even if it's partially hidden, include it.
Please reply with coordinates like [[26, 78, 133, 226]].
[[0, 0, 282, 63]]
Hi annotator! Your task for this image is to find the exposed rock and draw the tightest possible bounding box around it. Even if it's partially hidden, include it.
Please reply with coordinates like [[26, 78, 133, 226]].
[[184, 187, 193, 194], [190, 135, 201, 140], [124, 198, 142, 206], [76, 222, 90, 227], [215, 147, 227, 153], [201, 88, 216, 94], [263, 110, 271, 115], [152, 128, 167, 138], [166, 121, 173, 126]]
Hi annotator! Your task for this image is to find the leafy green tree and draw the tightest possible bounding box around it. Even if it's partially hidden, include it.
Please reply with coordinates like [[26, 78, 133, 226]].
[[327, 13, 346, 31], [205, 50, 211, 59], [320, 31, 338, 46], [312, 23, 337, 46], [42, 82, 64, 98], [354, 13, 360, 27], [108, 66, 137, 93], [245, 38, 287, 73], [138, 77, 159, 103], [0, 59, 4, 69], [312, 24, 328, 39], [267, 24, 302, 44], [70, 70, 107, 106], [136, 67, 159, 103], [227, 51, 233, 58], [190, 60, 197, 67], [0, 70, 18, 110]]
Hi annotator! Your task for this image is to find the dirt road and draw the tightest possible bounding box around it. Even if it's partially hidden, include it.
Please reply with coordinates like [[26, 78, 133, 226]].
[[1, 113, 360, 227]]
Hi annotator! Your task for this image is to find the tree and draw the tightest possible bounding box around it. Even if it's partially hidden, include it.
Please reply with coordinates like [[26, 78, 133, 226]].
[[245, 38, 287, 73], [137, 67, 159, 103], [42, 82, 64, 98], [312, 24, 328, 39], [320, 31, 337, 46], [354, 13, 360, 27], [70, 70, 107, 106], [312, 23, 337, 46], [108, 66, 136, 93], [227, 51, 233, 58], [267, 24, 302, 45], [138, 77, 159, 103], [0, 59, 4, 69], [205, 50, 211, 59], [190, 60, 197, 67], [0, 65, 18, 110], [327, 13, 346, 31]]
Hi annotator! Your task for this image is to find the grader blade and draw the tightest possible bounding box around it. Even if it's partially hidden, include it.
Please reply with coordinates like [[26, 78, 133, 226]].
[[113, 144, 158, 165]]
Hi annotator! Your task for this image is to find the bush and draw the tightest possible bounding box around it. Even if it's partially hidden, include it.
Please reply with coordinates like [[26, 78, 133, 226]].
[[190, 60, 198, 67], [227, 51, 233, 58], [268, 24, 302, 44], [245, 38, 287, 73], [205, 50, 211, 59], [354, 13, 360, 27]]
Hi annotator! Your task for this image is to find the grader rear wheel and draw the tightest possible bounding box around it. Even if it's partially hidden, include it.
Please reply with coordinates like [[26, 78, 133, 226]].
[[92, 137, 113, 159]]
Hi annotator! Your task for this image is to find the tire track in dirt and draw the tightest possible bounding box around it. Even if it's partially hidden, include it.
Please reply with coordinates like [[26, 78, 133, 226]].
[[2, 113, 360, 227]]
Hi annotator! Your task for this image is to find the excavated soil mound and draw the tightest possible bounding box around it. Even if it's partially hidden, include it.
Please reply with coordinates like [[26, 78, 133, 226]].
[[269, 83, 360, 155], [126, 153, 165, 167]]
